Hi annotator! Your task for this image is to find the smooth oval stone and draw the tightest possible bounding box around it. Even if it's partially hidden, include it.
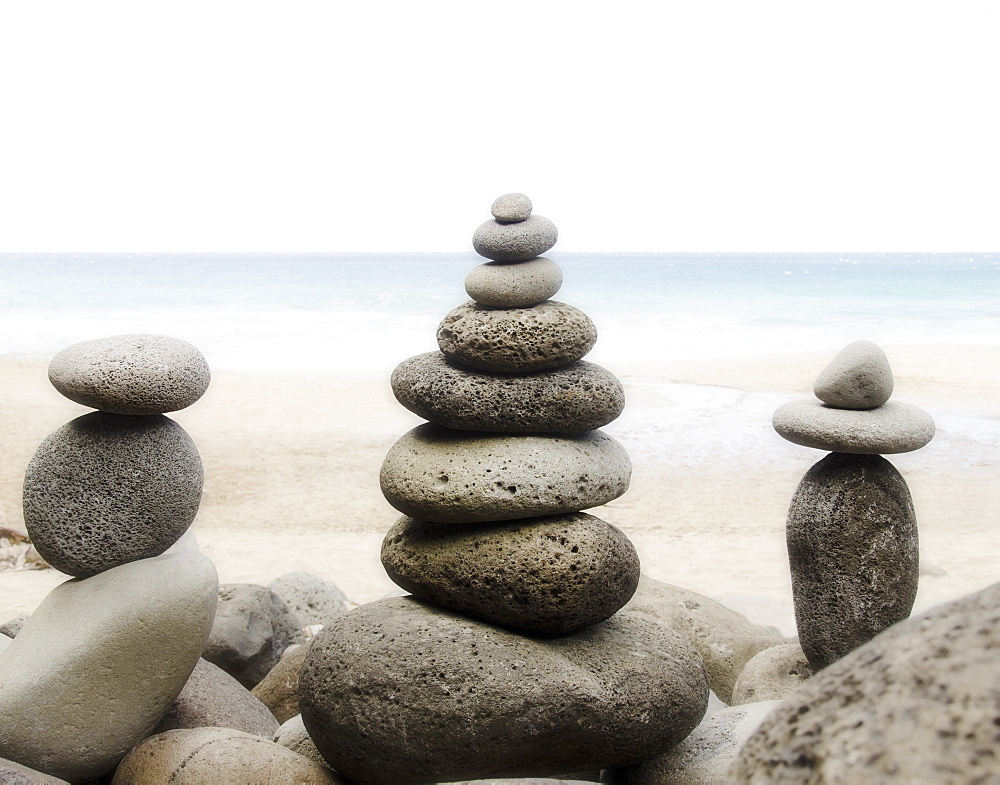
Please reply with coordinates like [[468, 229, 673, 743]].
[[772, 399, 934, 453], [438, 300, 597, 373], [299, 597, 708, 784], [731, 642, 813, 705], [788, 453, 918, 671], [380, 424, 631, 523], [251, 642, 311, 724], [0, 548, 218, 783], [491, 192, 533, 222], [273, 714, 328, 767], [391, 353, 624, 433], [465, 257, 563, 308], [381, 512, 640, 634], [22, 412, 204, 578], [48, 334, 210, 414], [813, 340, 894, 409], [473, 215, 558, 262]]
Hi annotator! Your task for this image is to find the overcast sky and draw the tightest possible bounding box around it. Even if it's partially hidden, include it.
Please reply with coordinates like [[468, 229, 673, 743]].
[[2, 2, 998, 253]]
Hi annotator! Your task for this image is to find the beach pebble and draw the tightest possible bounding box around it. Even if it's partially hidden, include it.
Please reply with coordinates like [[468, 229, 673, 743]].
[[267, 571, 349, 628], [111, 727, 346, 784], [203, 583, 302, 689], [787, 452, 919, 671], [273, 714, 328, 767], [437, 300, 598, 373], [22, 412, 204, 578], [730, 642, 812, 705], [381, 513, 640, 634], [391, 353, 624, 433], [380, 424, 631, 523], [491, 192, 533, 222], [0, 757, 69, 785], [251, 642, 312, 724], [729, 581, 1000, 783], [813, 339, 894, 409], [0, 548, 218, 783], [0, 612, 29, 638], [465, 256, 563, 308], [299, 597, 708, 783], [48, 333, 210, 414], [772, 399, 935, 453], [473, 214, 558, 261]]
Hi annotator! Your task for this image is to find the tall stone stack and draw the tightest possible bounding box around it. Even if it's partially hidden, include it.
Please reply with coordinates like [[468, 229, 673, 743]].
[[772, 340, 935, 671]]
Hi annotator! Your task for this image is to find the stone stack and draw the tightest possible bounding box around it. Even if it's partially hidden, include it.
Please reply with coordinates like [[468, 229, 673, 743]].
[[772, 340, 935, 670]]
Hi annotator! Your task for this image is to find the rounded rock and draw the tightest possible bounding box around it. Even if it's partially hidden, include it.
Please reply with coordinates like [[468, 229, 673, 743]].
[[731, 642, 812, 705], [273, 714, 328, 768], [22, 412, 204, 578], [251, 642, 312, 724], [772, 399, 935, 453], [814, 339, 894, 409], [438, 300, 597, 373], [380, 424, 631, 523], [48, 334, 210, 414], [0, 758, 70, 784], [391, 353, 624, 433], [491, 192, 533, 222], [267, 572, 349, 628], [465, 256, 564, 308], [473, 215, 558, 261]]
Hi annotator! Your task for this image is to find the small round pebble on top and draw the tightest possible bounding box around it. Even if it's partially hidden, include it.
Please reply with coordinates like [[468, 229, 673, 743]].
[[490, 192, 533, 223]]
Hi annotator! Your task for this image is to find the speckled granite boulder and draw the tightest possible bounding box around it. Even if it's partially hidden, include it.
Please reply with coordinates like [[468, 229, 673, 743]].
[[787, 452, 918, 670], [22, 412, 203, 577], [772, 399, 934, 453], [813, 340, 894, 409], [391, 354, 624, 433], [48, 334, 210, 414], [251, 642, 311, 724], [381, 513, 640, 634], [273, 714, 328, 767], [730, 643, 812, 705], [473, 215, 558, 261], [299, 597, 708, 784], [380, 424, 631, 523], [729, 582, 1000, 784], [0, 757, 69, 785], [267, 571, 349, 628], [491, 192, 533, 222], [465, 257, 563, 308], [0, 547, 218, 783], [437, 300, 597, 372]]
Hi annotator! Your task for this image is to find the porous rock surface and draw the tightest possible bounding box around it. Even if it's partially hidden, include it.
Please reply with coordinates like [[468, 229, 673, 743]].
[[813, 339, 894, 409], [465, 256, 563, 308], [437, 300, 597, 373], [381, 513, 640, 634], [0, 757, 69, 785], [730, 642, 812, 705], [47, 333, 210, 414], [787, 452, 918, 670], [0, 548, 218, 783], [491, 191, 533, 222], [22, 412, 203, 577], [728, 581, 1000, 784], [391, 353, 624, 433], [251, 641, 312, 724], [473, 214, 558, 261], [267, 571, 349, 628], [772, 399, 935, 453], [380, 424, 631, 523], [299, 596, 708, 784]]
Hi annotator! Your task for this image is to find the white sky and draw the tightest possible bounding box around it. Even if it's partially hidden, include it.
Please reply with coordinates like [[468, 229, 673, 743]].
[[1, 1, 998, 253]]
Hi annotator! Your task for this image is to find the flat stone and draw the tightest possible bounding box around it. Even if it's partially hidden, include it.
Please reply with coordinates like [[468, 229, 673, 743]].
[[0, 547, 218, 783], [729, 581, 1000, 783], [473, 215, 558, 261], [299, 597, 708, 784], [491, 192, 533, 222], [465, 257, 563, 308], [381, 512, 640, 634], [0, 757, 69, 784], [814, 340, 894, 409], [437, 300, 597, 373], [251, 642, 311, 724], [787, 452, 919, 671], [48, 334, 210, 414], [380, 424, 631, 523], [22, 412, 204, 578], [772, 399, 935, 453], [391, 353, 624, 433], [731, 643, 812, 705], [267, 572, 349, 628]]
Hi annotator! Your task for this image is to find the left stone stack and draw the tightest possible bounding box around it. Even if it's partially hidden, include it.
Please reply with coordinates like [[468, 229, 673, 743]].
[[0, 334, 219, 783]]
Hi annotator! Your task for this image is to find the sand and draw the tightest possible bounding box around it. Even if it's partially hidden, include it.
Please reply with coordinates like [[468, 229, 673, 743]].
[[1, 344, 998, 637]]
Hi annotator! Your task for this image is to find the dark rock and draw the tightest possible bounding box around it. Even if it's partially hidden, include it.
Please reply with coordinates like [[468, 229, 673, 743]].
[[472, 215, 557, 261], [267, 572, 349, 628], [251, 642, 312, 724]]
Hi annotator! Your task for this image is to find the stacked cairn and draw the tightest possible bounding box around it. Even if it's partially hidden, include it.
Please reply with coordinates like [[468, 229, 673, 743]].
[[299, 195, 710, 784], [772, 340, 935, 671], [0, 335, 219, 783]]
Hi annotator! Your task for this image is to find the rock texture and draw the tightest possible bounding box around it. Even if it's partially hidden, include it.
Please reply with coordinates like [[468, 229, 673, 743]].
[[0, 757, 70, 785], [465, 257, 563, 308], [772, 399, 935, 453], [267, 571, 349, 628], [473, 214, 558, 261], [813, 339, 894, 409], [730, 643, 812, 705], [251, 642, 312, 724], [273, 714, 328, 767], [491, 192, 533, 222]]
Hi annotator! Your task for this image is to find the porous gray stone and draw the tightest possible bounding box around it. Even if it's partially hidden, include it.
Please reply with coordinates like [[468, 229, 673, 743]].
[[251, 642, 311, 724], [273, 714, 328, 768], [381, 512, 640, 634], [203, 583, 302, 689], [772, 399, 935, 453], [813, 339, 894, 409], [380, 424, 631, 523], [730, 643, 812, 705], [438, 300, 597, 373], [728, 581, 1000, 784], [473, 214, 558, 261], [111, 727, 346, 784], [267, 571, 349, 628], [299, 597, 708, 784], [787, 452, 919, 671], [0, 548, 218, 783], [491, 192, 533, 222], [22, 412, 204, 578], [465, 257, 563, 308], [391, 353, 624, 433], [0, 757, 69, 784], [48, 333, 210, 414]]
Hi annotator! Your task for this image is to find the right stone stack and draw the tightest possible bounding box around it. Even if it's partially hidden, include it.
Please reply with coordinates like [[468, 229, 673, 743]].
[[772, 340, 936, 670]]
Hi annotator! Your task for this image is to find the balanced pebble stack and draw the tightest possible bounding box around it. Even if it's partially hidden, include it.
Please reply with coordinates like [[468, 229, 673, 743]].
[[772, 340, 935, 670]]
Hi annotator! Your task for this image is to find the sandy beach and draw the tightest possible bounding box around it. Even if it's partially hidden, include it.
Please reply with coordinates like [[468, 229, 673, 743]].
[[2, 344, 998, 637]]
